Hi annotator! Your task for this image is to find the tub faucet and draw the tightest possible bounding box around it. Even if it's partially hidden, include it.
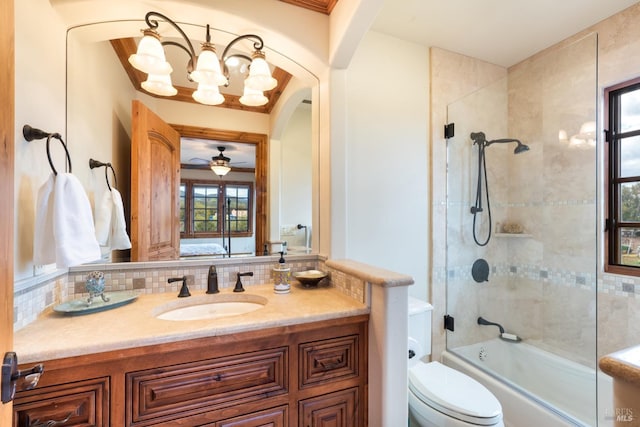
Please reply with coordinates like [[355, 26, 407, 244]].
[[169, 276, 190, 298], [477, 316, 504, 333], [234, 272, 253, 292], [477, 316, 522, 342]]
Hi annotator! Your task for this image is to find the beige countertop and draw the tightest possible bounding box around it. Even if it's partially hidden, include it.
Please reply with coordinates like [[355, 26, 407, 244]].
[[14, 284, 369, 364], [600, 345, 640, 387]]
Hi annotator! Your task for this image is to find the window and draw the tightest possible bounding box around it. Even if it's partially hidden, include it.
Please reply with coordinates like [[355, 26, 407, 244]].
[[180, 180, 253, 238], [605, 77, 640, 275]]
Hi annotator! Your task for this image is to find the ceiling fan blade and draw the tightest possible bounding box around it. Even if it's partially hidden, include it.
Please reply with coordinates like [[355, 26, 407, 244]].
[[188, 157, 211, 164]]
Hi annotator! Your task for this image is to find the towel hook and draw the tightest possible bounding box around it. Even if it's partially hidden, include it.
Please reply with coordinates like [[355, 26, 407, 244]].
[[23, 125, 72, 176], [89, 158, 117, 192]]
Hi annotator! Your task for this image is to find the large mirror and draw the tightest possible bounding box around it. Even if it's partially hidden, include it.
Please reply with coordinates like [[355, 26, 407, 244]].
[[66, 19, 319, 262]]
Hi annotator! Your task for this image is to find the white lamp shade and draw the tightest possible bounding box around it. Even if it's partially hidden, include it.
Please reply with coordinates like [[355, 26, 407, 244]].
[[190, 45, 228, 86], [193, 82, 225, 105], [245, 54, 277, 91], [211, 163, 231, 176], [128, 31, 173, 75], [141, 73, 177, 96], [239, 85, 268, 106]]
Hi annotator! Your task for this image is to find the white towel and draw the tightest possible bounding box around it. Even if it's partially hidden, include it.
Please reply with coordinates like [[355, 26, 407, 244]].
[[33, 174, 56, 265], [94, 190, 113, 246], [110, 188, 131, 250], [53, 173, 101, 268]]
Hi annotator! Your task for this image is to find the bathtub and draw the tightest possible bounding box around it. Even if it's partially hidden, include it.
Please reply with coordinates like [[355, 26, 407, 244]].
[[442, 339, 612, 427]]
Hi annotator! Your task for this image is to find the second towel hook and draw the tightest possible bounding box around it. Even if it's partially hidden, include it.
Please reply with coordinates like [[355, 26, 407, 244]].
[[89, 158, 117, 192]]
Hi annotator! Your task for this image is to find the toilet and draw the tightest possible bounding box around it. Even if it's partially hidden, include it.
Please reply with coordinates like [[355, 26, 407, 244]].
[[408, 296, 504, 427]]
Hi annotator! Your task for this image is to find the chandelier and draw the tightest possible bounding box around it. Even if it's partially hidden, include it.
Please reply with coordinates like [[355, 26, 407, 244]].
[[128, 11, 277, 107]]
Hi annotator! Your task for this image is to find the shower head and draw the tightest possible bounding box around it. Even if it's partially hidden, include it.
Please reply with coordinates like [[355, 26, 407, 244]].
[[514, 141, 530, 154]]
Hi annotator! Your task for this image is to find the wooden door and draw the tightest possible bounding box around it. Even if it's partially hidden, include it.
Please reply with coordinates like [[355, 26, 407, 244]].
[[0, 0, 14, 422], [130, 100, 181, 261]]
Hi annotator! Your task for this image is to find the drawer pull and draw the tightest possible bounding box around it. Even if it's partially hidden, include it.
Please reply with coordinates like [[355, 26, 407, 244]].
[[318, 356, 343, 370], [30, 411, 73, 427]]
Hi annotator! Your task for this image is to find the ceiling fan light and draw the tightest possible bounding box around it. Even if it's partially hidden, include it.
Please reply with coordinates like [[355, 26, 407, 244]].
[[128, 29, 173, 75], [190, 43, 228, 86], [245, 50, 277, 91], [239, 85, 268, 106], [210, 161, 231, 176], [141, 73, 177, 96], [192, 82, 225, 105]]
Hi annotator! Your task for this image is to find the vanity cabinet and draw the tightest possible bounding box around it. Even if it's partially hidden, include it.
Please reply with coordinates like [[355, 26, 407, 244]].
[[13, 315, 368, 427]]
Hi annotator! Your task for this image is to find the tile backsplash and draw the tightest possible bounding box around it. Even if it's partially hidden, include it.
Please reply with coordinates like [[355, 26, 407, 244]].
[[14, 254, 369, 331]]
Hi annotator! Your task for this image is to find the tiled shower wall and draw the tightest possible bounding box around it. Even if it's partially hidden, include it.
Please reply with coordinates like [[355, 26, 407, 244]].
[[431, 3, 640, 366]]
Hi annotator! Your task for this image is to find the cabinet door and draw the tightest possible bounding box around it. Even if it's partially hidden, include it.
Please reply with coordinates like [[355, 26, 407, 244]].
[[215, 405, 288, 427], [13, 377, 109, 427], [298, 388, 358, 427]]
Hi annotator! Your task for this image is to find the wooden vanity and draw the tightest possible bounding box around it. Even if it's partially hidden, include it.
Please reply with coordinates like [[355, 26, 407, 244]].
[[12, 284, 370, 426], [13, 315, 368, 426]]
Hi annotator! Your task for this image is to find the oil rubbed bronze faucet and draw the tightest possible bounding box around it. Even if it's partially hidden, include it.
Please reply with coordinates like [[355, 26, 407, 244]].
[[234, 272, 253, 292], [169, 276, 190, 298], [206, 265, 219, 294]]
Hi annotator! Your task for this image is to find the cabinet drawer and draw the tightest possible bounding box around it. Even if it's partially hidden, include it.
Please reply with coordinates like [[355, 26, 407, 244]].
[[127, 347, 288, 425], [299, 335, 359, 389], [298, 387, 358, 427], [13, 377, 109, 427], [215, 405, 288, 427]]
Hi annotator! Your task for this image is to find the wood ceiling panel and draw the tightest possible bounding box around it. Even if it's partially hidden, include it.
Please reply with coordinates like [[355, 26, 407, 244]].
[[278, 0, 338, 15]]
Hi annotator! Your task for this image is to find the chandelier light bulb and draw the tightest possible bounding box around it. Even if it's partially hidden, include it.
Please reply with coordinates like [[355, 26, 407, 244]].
[[141, 73, 177, 96], [190, 43, 228, 86], [245, 51, 277, 91], [239, 85, 268, 106], [192, 82, 225, 105], [129, 29, 173, 75]]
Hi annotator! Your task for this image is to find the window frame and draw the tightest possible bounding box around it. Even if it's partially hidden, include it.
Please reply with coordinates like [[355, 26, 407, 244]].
[[605, 76, 640, 277], [180, 179, 254, 239]]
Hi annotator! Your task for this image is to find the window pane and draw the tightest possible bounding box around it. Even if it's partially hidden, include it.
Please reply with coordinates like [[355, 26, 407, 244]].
[[179, 184, 186, 233], [620, 136, 640, 177], [190, 184, 219, 235], [621, 88, 640, 132], [621, 182, 640, 221], [618, 227, 640, 266]]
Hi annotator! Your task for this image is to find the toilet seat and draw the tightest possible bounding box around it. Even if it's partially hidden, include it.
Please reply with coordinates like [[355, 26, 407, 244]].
[[409, 361, 502, 426]]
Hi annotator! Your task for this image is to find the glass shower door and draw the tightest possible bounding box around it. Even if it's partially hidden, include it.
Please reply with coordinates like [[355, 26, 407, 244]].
[[444, 33, 598, 426]]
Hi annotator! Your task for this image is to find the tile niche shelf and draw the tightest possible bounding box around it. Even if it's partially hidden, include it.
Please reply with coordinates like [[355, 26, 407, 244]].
[[494, 233, 532, 238]]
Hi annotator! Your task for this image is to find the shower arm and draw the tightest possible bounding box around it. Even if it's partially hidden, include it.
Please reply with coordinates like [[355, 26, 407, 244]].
[[485, 138, 522, 147]]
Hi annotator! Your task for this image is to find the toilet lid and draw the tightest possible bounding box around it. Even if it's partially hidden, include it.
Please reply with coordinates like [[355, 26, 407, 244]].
[[409, 361, 502, 426]]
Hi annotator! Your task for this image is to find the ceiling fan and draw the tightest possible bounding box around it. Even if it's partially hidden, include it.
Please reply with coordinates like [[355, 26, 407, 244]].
[[189, 146, 246, 177]]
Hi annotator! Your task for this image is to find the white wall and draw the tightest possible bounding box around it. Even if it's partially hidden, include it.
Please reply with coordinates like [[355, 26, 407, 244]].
[[344, 31, 430, 299], [281, 103, 312, 248], [14, 0, 67, 280]]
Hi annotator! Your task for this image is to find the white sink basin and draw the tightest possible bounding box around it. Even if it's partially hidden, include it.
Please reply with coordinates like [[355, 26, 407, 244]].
[[154, 294, 267, 321]]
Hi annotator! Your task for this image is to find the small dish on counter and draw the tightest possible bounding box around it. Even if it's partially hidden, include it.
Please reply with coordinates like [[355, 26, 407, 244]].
[[53, 291, 138, 315], [293, 270, 329, 288]]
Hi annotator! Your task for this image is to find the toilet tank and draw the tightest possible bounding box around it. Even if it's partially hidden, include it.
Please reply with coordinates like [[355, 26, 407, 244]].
[[408, 296, 433, 359]]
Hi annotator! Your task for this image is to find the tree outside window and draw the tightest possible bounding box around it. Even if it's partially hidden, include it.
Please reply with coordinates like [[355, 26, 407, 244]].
[[180, 180, 253, 238]]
